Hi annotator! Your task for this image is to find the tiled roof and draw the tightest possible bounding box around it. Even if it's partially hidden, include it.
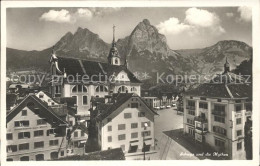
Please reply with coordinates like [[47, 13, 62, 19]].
[[96, 93, 158, 121], [56, 56, 141, 83], [55, 148, 125, 160], [7, 94, 68, 126], [185, 71, 252, 99]]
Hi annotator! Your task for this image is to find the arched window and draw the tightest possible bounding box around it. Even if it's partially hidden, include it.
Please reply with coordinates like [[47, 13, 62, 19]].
[[115, 58, 118, 64], [50, 152, 58, 160], [72, 85, 87, 93], [118, 86, 128, 93], [131, 87, 137, 92], [20, 156, 29, 161], [96, 85, 108, 93]]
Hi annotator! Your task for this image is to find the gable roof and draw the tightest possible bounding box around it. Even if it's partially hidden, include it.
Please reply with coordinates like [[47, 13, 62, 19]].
[[96, 93, 158, 121], [7, 94, 68, 126], [55, 56, 141, 84]]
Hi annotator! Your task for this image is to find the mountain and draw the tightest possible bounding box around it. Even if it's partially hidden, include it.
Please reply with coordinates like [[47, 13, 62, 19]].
[[7, 19, 252, 84]]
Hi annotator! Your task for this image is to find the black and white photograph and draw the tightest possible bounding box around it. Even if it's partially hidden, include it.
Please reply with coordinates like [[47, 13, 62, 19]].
[[1, 0, 259, 164]]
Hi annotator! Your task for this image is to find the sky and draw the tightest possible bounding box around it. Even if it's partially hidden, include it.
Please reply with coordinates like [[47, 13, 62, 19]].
[[6, 7, 252, 51]]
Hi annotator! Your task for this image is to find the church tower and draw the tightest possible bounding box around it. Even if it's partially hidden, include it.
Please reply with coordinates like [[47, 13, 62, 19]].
[[224, 56, 230, 73], [108, 25, 121, 66]]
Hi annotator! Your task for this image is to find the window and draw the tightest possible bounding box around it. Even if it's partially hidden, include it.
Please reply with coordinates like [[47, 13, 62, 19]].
[[61, 151, 64, 157], [36, 154, 44, 161], [199, 102, 208, 109], [19, 143, 29, 151], [131, 103, 138, 108], [118, 124, 126, 130], [187, 100, 195, 109], [34, 141, 44, 149], [131, 87, 137, 92], [236, 118, 242, 125], [107, 126, 112, 131], [20, 156, 29, 161], [22, 110, 27, 116], [213, 105, 225, 116], [108, 136, 112, 142], [188, 110, 195, 116], [96, 85, 108, 92], [131, 123, 138, 129], [7, 133, 13, 140], [115, 58, 118, 64], [124, 113, 132, 119], [214, 116, 225, 123], [187, 119, 194, 125], [138, 112, 145, 117], [18, 132, 30, 139], [237, 130, 242, 137], [37, 119, 47, 125], [142, 122, 151, 128], [215, 138, 225, 147], [237, 142, 242, 150], [217, 99, 222, 102], [118, 134, 126, 141], [235, 104, 242, 113], [83, 96, 88, 105], [7, 145, 17, 153], [72, 96, 77, 106], [142, 131, 151, 137], [131, 132, 138, 138], [7, 158, 13, 161], [118, 86, 128, 93], [72, 85, 87, 93], [14, 120, 29, 127], [49, 140, 59, 146], [213, 126, 226, 136], [34, 130, 44, 137], [55, 86, 60, 94], [74, 131, 78, 137]]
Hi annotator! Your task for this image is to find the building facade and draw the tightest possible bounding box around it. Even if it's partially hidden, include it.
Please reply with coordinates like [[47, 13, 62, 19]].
[[183, 59, 252, 160], [94, 93, 158, 159], [6, 95, 68, 161]]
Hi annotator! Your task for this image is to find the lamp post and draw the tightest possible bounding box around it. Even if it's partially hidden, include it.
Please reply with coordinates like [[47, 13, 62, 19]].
[[143, 122, 148, 160]]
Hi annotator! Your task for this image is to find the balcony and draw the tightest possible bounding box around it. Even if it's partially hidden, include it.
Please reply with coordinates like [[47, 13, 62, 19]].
[[212, 110, 225, 117], [195, 126, 208, 134], [245, 111, 252, 117], [194, 116, 208, 123]]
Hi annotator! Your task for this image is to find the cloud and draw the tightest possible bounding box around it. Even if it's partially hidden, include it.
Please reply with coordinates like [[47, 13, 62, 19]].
[[185, 8, 221, 28], [237, 6, 252, 22], [157, 7, 225, 36], [76, 8, 93, 20], [226, 12, 234, 18], [40, 8, 121, 23], [40, 9, 73, 23], [156, 17, 191, 35]]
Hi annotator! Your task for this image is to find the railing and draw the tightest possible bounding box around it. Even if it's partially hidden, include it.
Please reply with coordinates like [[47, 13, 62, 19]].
[[194, 116, 208, 123], [212, 110, 226, 117], [245, 111, 252, 116]]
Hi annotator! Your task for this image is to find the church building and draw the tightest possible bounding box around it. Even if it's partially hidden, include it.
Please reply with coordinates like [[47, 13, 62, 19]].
[[49, 26, 142, 117]]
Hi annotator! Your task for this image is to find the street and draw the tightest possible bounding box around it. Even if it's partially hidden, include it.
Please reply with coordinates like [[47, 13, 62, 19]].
[[152, 108, 198, 160]]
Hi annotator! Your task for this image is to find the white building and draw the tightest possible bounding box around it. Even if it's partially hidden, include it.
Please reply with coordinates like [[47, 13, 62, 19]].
[[183, 59, 252, 159], [94, 93, 158, 159]]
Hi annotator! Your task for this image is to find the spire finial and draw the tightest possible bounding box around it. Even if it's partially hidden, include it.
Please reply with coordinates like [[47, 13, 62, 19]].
[[112, 25, 116, 45]]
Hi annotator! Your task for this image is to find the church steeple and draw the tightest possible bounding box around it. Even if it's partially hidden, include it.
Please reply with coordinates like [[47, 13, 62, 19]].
[[224, 56, 230, 73], [108, 25, 120, 66]]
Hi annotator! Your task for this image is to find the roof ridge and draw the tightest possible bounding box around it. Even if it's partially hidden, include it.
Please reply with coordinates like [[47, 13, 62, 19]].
[[225, 84, 234, 98]]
